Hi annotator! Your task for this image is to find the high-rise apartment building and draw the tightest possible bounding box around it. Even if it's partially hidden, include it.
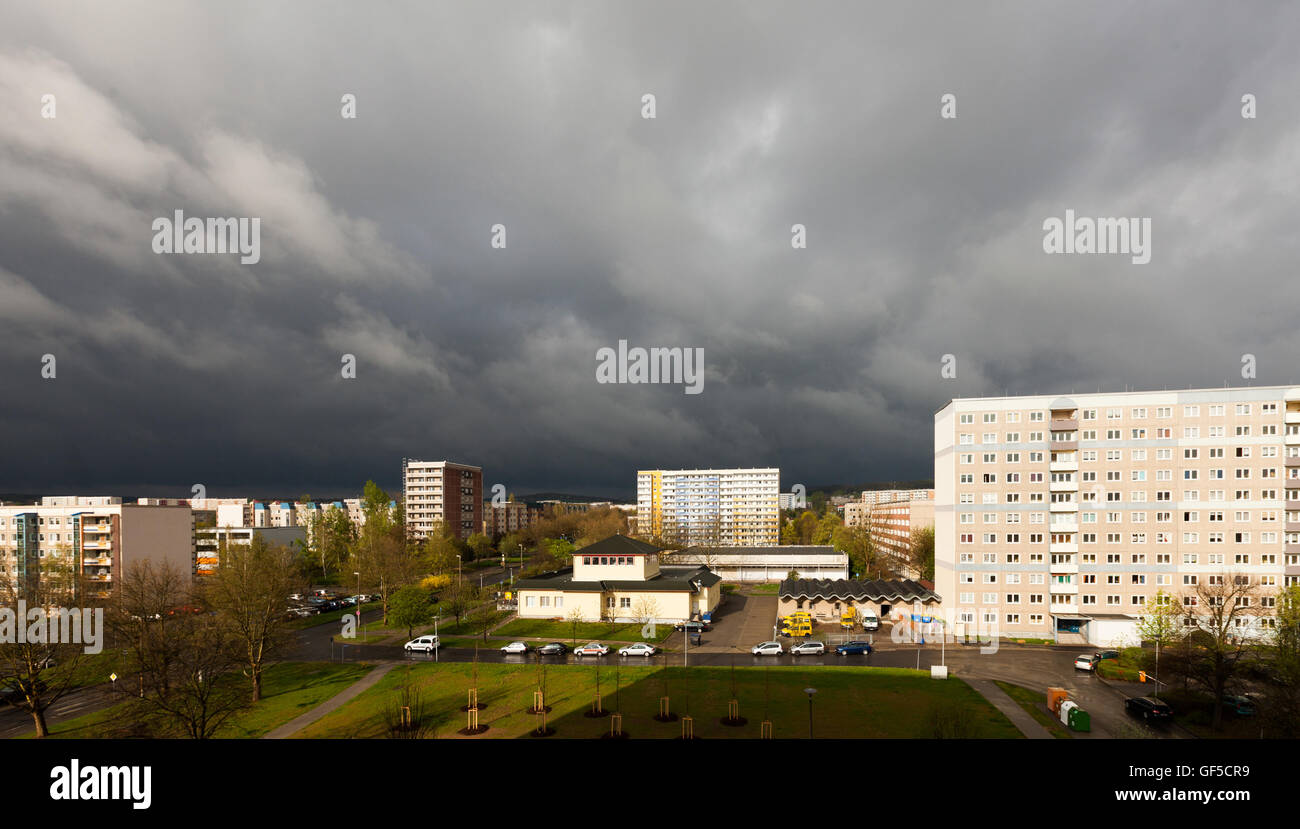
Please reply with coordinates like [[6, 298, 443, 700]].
[[936, 386, 1299, 645], [402, 459, 483, 540], [636, 468, 779, 546]]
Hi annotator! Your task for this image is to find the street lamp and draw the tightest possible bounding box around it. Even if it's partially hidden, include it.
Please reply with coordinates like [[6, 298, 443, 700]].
[[804, 687, 817, 739]]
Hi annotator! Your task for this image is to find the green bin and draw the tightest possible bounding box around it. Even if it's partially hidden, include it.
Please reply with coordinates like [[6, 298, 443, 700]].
[[1067, 707, 1091, 732]]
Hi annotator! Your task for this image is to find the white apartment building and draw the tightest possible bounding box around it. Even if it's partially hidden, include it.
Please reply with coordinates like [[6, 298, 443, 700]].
[[936, 386, 1300, 646], [402, 459, 483, 540], [636, 468, 779, 546], [0, 500, 193, 599]]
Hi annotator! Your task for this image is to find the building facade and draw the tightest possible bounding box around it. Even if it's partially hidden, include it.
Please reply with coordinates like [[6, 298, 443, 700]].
[[670, 545, 848, 582], [514, 534, 722, 624], [0, 499, 193, 599], [402, 459, 483, 540], [194, 526, 306, 578], [866, 497, 934, 579], [636, 467, 779, 546], [936, 386, 1299, 645]]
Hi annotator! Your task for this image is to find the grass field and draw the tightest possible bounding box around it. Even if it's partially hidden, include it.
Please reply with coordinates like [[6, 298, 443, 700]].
[[27, 662, 371, 739], [492, 619, 674, 644], [993, 680, 1072, 739], [297, 662, 1021, 739]]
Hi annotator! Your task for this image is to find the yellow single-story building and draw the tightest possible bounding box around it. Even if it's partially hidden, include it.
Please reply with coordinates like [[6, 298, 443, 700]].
[[515, 534, 722, 624]]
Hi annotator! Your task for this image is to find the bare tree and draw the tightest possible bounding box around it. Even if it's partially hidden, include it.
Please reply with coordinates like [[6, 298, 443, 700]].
[[203, 533, 303, 702], [0, 547, 93, 737], [1176, 572, 1262, 731], [110, 561, 245, 738]]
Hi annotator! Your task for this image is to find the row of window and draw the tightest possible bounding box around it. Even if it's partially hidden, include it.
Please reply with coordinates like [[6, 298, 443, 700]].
[[959, 572, 1280, 587], [958, 403, 1279, 425], [957, 592, 1277, 608]]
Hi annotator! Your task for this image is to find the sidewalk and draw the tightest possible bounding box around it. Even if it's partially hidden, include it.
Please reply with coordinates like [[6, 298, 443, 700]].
[[263, 662, 397, 739], [965, 678, 1054, 739]]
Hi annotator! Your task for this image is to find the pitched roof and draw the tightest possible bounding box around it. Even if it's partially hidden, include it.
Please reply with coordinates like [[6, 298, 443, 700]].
[[779, 577, 940, 603], [573, 533, 665, 557]]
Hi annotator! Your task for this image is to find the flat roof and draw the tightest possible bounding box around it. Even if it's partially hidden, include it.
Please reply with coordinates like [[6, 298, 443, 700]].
[[679, 545, 839, 557]]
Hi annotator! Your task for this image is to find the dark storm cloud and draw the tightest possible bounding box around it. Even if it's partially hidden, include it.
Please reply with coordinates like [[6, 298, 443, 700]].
[[2, 1, 1300, 499]]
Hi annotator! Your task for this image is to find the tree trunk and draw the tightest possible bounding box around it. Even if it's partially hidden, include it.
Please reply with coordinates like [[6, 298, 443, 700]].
[[32, 708, 48, 738], [251, 665, 262, 703]]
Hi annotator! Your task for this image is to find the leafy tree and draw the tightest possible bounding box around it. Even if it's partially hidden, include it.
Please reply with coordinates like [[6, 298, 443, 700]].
[[466, 533, 495, 562], [388, 584, 434, 639], [1262, 585, 1300, 737], [1135, 590, 1182, 690], [908, 525, 935, 582], [811, 510, 842, 545]]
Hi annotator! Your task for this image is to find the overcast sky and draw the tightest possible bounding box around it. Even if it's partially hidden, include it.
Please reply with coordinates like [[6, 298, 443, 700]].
[[2, 1, 1300, 500]]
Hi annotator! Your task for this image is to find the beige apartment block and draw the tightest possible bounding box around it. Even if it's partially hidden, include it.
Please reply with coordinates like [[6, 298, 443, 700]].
[[867, 498, 934, 579], [0, 500, 193, 600], [936, 386, 1300, 646]]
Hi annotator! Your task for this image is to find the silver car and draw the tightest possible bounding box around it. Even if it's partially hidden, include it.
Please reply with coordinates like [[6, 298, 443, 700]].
[[751, 641, 784, 656], [790, 641, 825, 656]]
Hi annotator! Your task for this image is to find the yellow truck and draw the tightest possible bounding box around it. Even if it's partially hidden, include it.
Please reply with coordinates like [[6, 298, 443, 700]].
[[840, 608, 858, 629], [780, 612, 814, 637]]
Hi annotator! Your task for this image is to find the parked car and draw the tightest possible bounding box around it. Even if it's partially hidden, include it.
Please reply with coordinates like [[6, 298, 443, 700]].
[[618, 643, 657, 657], [1095, 649, 1120, 662], [790, 641, 826, 656], [403, 635, 440, 653], [573, 642, 610, 657], [500, 641, 531, 654], [751, 641, 783, 656], [835, 641, 874, 656], [1222, 694, 1257, 716], [1074, 654, 1100, 671], [860, 613, 880, 632], [674, 620, 711, 632], [536, 642, 568, 656], [1125, 696, 1173, 722]]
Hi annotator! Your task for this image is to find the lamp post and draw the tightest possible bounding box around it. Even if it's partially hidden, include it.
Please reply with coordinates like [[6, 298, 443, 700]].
[[804, 687, 817, 739]]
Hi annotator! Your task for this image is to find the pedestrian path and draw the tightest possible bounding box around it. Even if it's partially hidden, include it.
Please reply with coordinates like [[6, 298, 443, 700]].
[[263, 662, 397, 739], [966, 678, 1054, 739]]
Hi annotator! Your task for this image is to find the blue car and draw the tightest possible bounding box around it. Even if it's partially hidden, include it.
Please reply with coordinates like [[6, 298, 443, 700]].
[[836, 641, 874, 656]]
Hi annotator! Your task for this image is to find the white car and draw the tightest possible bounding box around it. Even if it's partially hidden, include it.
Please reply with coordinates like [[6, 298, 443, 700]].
[[404, 635, 440, 653], [861, 614, 880, 632], [573, 642, 610, 657], [790, 641, 825, 656], [752, 641, 784, 656], [500, 641, 530, 654], [618, 643, 657, 657], [1074, 654, 1099, 671]]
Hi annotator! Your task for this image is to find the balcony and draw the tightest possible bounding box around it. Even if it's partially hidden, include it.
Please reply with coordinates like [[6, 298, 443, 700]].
[[1286, 564, 1300, 577], [1049, 480, 1078, 492], [1287, 523, 1300, 534], [1049, 501, 1079, 513], [1050, 460, 1079, 472], [1050, 583, 1079, 595], [1050, 418, 1079, 431], [82, 524, 111, 534], [1051, 603, 1079, 615], [1286, 411, 1300, 424], [82, 557, 111, 566], [1286, 432, 1300, 446], [1287, 543, 1300, 554], [1287, 457, 1300, 468], [1049, 542, 1079, 554], [1050, 563, 1079, 575], [82, 540, 110, 550], [1050, 441, 1079, 453]]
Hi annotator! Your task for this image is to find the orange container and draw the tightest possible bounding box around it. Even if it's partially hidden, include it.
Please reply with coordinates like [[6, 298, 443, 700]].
[[1047, 687, 1069, 714]]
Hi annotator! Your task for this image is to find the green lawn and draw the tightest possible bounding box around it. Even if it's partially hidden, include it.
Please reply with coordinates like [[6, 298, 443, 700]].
[[748, 583, 780, 595], [27, 662, 371, 739], [492, 619, 674, 644], [297, 662, 1021, 739], [993, 680, 1072, 739]]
